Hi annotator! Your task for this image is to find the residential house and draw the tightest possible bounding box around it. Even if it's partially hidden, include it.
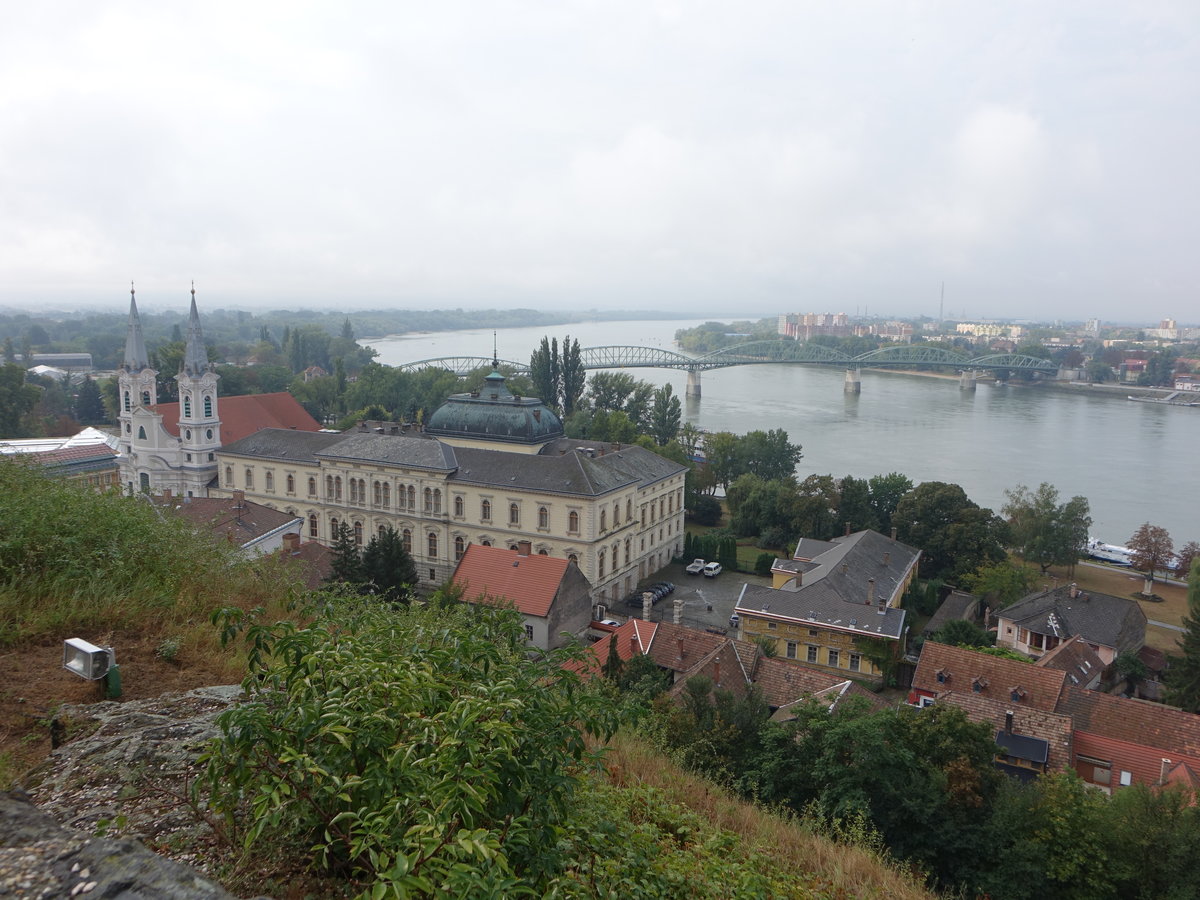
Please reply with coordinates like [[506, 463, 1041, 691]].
[[1055, 687, 1200, 793], [733, 530, 920, 683], [995, 583, 1146, 666], [570, 620, 886, 715], [1034, 635, 1104, 690], [922, 589, 979, 638], [911, 641, 1070, 712], [913, 642, 1200, 792], [451, 541, 593, 650], [154, 489, 303, 556]]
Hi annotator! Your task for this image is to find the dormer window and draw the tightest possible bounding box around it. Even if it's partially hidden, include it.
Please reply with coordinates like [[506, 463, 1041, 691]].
[[972, 677, 988, 693], [1010, 687, 1027, 703], [936, 669, 950, 685]]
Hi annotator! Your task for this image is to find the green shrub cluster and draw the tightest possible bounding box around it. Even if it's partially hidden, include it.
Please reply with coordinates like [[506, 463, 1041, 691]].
[[203, 598, 619, 897]]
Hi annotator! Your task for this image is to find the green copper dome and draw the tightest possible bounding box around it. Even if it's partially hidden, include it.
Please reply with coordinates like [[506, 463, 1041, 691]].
[[426, 370, 563, 445]]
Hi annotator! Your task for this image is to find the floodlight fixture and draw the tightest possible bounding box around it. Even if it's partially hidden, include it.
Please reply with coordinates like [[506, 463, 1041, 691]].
[[63, 638, 114, 681]]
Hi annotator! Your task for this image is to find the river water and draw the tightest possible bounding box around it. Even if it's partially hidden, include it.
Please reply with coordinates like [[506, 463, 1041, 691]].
[[365, 319, 1199, 547]]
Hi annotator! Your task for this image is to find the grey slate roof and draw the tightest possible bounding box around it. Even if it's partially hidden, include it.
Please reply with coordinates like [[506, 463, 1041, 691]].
[[1000, 585, 1147, 655], [452, 446, 648, 497], [219, 428, 347, 462], [736, 530, 919, 641], [315, 432, 458, 471], [218, 428, 684, 496]]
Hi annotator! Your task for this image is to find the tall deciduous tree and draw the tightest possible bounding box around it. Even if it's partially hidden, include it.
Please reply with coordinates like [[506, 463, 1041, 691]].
[[867, 472, 913, 535], [0, 363, 41, 438], [649, 383, 681, 445], [560, 336, 585, 417], [1002, 482, 1092, 575], [894, 482, 1008, 582], [1174, 541, 1200, 579], [740, 429, 803, 482], [529, 336, 561, 413], [1128, 522, 1174, 594]]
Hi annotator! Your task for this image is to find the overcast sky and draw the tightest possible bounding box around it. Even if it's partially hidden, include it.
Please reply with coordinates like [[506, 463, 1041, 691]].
[[1, 2, 1196, 322]]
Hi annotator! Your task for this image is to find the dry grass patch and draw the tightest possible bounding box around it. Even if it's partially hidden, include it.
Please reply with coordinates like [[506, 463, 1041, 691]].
[[598, 731, 936, 900]]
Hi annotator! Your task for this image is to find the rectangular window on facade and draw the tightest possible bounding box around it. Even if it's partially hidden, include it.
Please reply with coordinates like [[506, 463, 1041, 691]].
[[807, 645, 818, 663], [849, 653, 861, 672], [524, 624, 534, 642], [1119, 771, 1132, 787], [786, 641, 797, 659], [767, 621, 777, 630], [827, 648, 840, 667]]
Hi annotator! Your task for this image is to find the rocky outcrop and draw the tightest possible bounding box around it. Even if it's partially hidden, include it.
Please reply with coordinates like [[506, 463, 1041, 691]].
[[2, 685, 260, 898], [0, 788, 237, 899]]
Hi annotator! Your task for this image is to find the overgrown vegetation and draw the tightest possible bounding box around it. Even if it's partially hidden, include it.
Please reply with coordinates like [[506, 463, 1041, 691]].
[[0, 456, 294, 645]]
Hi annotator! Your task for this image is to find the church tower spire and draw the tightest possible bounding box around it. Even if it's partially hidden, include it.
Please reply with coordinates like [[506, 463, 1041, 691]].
[[174, 283, 222, 495], [123, 282, 150, 371], [182, 281, 209, 376]]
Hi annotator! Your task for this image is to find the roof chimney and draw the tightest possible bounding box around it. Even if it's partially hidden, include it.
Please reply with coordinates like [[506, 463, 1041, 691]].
[[1069, 582, 1079, 599], [282, 532, 301, 554], [643, 592, 654, 621], [517, 540, 532, 557], [676, 635, 684, 662], [629, 633, 638, 656], [882, 551, 890, 566], [866, 576, 875, 605], [673, 596, 684, 625], [1005, 710, 1014, 734], [891, 526, 897, 541], [233, 489, 245, 507], [713, 658, 720, 685], [844, 522, 851, 536]]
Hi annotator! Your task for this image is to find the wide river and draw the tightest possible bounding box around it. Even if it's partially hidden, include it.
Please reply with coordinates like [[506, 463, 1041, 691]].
[[365, 318, 1199, 548]]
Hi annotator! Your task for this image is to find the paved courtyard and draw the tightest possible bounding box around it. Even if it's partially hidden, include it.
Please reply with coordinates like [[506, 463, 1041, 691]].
[[607, 559, 775, 637]]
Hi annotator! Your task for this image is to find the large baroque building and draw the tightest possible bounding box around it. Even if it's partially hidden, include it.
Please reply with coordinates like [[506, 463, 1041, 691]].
[[213, 365, 688, 602], [117, 287, 320, 496]]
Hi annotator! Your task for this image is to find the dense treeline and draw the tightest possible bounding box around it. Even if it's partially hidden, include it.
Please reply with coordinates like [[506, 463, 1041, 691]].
[[625, 656, 1200, 900], [0, 307, 666, 371]]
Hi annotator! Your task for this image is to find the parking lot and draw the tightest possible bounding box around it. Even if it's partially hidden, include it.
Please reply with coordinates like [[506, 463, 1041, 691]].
[[610, 560, 774, 636]]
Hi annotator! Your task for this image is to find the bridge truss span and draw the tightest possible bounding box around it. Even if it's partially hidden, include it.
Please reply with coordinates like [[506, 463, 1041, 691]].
[[390, 343, 1059, 380]]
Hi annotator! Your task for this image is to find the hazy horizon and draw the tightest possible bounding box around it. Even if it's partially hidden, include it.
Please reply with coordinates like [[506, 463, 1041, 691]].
[[3, 3, 1198, 322]]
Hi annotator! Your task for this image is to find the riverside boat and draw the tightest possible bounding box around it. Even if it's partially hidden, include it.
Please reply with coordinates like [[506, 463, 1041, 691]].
[[1085, 538, 1134, 567]]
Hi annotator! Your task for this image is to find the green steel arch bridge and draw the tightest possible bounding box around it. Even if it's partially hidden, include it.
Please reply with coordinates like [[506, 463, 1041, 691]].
[[395, 341, 1059, 397]]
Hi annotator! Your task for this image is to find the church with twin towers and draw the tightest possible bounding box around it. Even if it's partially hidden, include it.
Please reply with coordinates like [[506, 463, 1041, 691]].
[[116, 285, 321, 498]]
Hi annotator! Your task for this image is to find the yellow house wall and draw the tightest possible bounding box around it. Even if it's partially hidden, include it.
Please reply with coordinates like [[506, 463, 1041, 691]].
[[739, 612, 893, 680]]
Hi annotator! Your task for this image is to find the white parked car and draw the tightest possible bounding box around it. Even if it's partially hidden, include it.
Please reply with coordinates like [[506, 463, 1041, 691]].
[[703, 562, 722, 577], [685, 558, 706, 575]]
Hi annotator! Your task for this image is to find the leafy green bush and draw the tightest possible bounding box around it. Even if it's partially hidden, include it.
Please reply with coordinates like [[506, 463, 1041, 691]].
[[203, 598, 618, 897]]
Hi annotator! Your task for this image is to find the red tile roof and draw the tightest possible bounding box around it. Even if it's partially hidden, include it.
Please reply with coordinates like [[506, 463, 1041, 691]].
[[151, 392, 321, 443], [451, 543, 570, 617], [937, 690, 1075, 772], [1056, 686, 1200, 760], [912, 642, 1068, 712]]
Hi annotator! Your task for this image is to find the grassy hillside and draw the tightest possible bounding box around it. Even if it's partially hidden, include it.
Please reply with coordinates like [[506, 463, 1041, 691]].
[[0, 459, 934, 900]]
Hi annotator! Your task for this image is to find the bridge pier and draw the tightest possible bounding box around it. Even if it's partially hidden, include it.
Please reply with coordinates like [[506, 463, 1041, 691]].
[[959, 369, 977, 391], [686, 368, 701, 399], [844, 368, 861, 394]]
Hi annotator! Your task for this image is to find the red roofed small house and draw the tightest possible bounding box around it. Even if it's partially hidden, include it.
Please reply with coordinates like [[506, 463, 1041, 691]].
[[451, 541, 593, 650]]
